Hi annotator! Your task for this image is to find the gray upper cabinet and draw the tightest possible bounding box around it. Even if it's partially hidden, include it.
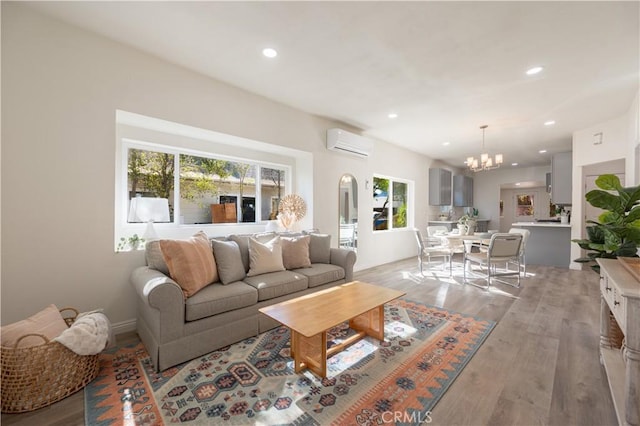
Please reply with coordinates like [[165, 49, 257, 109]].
[[551, 152, 572, 205], [453, 175, 473, 206], [546, 172, 551, 193], [429, 168, 452, 205]]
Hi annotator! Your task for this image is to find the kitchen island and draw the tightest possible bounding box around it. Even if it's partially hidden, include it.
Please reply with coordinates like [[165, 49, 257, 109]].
[[512, 222, 572, 268]]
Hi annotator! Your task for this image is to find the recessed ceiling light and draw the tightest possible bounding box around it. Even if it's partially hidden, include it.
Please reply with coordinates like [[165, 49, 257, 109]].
[[526, 66, 544, 75], [511, 162, 519, 166], [388, 113, 398, 119], [539, 149, 547, 154], [262, 48, 278, 58], [544, 120, 556, 126], [515, 182, 521, 186], [442, 142, 450, 146]]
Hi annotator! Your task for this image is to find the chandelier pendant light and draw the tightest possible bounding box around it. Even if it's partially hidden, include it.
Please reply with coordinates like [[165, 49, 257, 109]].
[[467, 125, 503, 172]]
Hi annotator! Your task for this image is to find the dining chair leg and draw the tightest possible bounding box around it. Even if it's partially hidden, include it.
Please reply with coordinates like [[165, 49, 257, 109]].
[[463, 254, 467, 284]]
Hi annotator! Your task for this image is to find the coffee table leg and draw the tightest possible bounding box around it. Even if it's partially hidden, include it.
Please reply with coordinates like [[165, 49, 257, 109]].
[[350, 304, 384, 341], [292, 331, 327, 377]]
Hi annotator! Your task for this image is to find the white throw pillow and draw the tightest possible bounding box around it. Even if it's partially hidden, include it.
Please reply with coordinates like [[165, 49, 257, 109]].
[[247, 236, 285, 276]]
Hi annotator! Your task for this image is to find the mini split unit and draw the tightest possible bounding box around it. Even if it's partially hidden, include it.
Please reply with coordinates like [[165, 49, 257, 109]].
[[326, 128, 373, 158]]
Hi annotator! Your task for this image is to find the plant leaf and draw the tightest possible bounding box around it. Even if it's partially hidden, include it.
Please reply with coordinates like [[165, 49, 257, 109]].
[[595, 174, 622, 191], [627, 206, 640, 223], [586, 190, 621, 213], [621, 186, 640, 211]]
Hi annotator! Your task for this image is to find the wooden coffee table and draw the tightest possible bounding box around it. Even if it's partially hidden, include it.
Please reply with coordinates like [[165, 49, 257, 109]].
[[259, 281, 405, 378]]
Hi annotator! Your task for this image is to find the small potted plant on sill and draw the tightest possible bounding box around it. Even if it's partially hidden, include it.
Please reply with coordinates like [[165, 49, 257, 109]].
[[117, 234, 145, 252], [572, 174, 640, 273]]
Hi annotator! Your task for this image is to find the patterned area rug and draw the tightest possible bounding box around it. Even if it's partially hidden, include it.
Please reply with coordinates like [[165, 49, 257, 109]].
[[85, 299, 494, 425]]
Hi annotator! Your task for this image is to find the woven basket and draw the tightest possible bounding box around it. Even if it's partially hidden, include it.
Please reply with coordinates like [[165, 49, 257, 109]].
[[609, 310, 624, 349], [1, 307, 101, 413]]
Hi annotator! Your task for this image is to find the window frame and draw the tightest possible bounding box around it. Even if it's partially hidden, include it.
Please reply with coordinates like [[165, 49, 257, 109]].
[[115, 124, 301, 251], [372, 174, 414, 232], [120, 138, 291, 228]]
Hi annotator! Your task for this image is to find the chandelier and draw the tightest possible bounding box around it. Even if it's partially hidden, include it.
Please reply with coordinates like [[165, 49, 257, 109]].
[[467, 125, 503, 172]]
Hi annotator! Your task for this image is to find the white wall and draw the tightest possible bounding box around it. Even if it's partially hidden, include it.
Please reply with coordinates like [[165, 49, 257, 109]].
[[570, 91, 639, 269], [499, 186, 554, 232], [1, 4, 436, 327], [470, 165, 550, 231]]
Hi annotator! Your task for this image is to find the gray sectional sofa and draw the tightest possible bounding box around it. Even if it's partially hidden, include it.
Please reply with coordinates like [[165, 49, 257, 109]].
[[130, 232, 356, 371]]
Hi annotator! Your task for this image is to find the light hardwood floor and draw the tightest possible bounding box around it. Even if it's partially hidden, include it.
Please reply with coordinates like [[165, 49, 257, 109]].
[[2, 256, 617, 425]]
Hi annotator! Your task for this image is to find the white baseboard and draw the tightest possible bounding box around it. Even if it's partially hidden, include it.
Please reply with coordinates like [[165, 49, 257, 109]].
[[112, 318, 137, 335]]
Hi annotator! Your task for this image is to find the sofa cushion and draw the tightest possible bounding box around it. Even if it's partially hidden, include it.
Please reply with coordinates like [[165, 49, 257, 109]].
[[1, 304, 69, 348], [160, 231, 218, 297], [308, 233, 331, 264], [185, 282, 258, 321], [247, 236, 285, 277], [229, 233, 276, 272], [145, 240, 170, 275], [211, 240, 246, 285], [281, 235, 312, 270], [293, 263, 346, 288], [243, 271, 309, 301]]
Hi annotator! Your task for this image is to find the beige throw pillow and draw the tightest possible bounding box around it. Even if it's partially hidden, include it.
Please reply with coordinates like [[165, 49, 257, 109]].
[[247, 236, 285, 276], [281, 235, 312, 269], [160, 231, 218, 297], [1, 304, 69, 348]]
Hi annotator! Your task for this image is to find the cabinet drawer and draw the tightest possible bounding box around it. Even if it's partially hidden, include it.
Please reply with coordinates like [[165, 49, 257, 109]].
[[600, 275, 614, 306], [611, 287, 626, 334]]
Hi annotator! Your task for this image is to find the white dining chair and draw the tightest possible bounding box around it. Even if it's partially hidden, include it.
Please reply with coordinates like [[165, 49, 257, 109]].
[[428, 226, 465, 259], [463, 233, 522, 290], [508, 227, 530, 275], [414, 228, 452, 274]]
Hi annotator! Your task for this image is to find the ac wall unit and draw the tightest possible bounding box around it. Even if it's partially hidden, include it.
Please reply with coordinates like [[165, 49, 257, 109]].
[[326, 128, 373, 158]]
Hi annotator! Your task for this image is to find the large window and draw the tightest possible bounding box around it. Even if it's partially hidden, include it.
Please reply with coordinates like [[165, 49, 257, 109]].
[[124, 142, 289, 226], [127, 148, 176, 222], [373, 175, 412, 231]]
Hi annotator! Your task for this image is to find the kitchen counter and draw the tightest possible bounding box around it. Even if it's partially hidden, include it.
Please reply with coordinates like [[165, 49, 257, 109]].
[[512, 221, 570, 228], [429, 219, 490, 232], [512, 222, 571, 268]]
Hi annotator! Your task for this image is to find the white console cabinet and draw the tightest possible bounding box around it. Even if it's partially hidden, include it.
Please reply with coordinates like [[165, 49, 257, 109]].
[[597, 258, 640, 426]]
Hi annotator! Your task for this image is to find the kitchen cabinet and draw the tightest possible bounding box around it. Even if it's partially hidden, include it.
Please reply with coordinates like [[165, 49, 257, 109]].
[[429, 168, 452, 206], [551, 152, 572, 205], [453, 175, 473, 206], [510, 222, 571, 267], [546, 172, 551, 193]]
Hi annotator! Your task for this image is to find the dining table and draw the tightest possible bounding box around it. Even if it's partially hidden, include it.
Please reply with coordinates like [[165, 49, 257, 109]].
[[438, 232, 493, 253]]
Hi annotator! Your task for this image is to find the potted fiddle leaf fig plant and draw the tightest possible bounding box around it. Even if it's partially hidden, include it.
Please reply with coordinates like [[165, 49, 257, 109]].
[[572, 174, 640, 273]]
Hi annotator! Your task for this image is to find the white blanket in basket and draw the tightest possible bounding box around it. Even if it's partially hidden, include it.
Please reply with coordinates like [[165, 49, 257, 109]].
[[54, 312, 112, 355]]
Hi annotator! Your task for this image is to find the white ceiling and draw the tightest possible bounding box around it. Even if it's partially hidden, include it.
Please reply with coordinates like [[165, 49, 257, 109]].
[[25, 1, 639, 168]]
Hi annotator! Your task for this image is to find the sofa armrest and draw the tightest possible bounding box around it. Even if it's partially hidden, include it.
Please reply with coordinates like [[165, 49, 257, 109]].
[[130, 266, 185, 342], [330, 248, 356, 282]]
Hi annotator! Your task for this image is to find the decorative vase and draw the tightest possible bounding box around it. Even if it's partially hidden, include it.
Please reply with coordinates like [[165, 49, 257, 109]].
[[457, 224, 467, 235], [466, 219, 477, 235]]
